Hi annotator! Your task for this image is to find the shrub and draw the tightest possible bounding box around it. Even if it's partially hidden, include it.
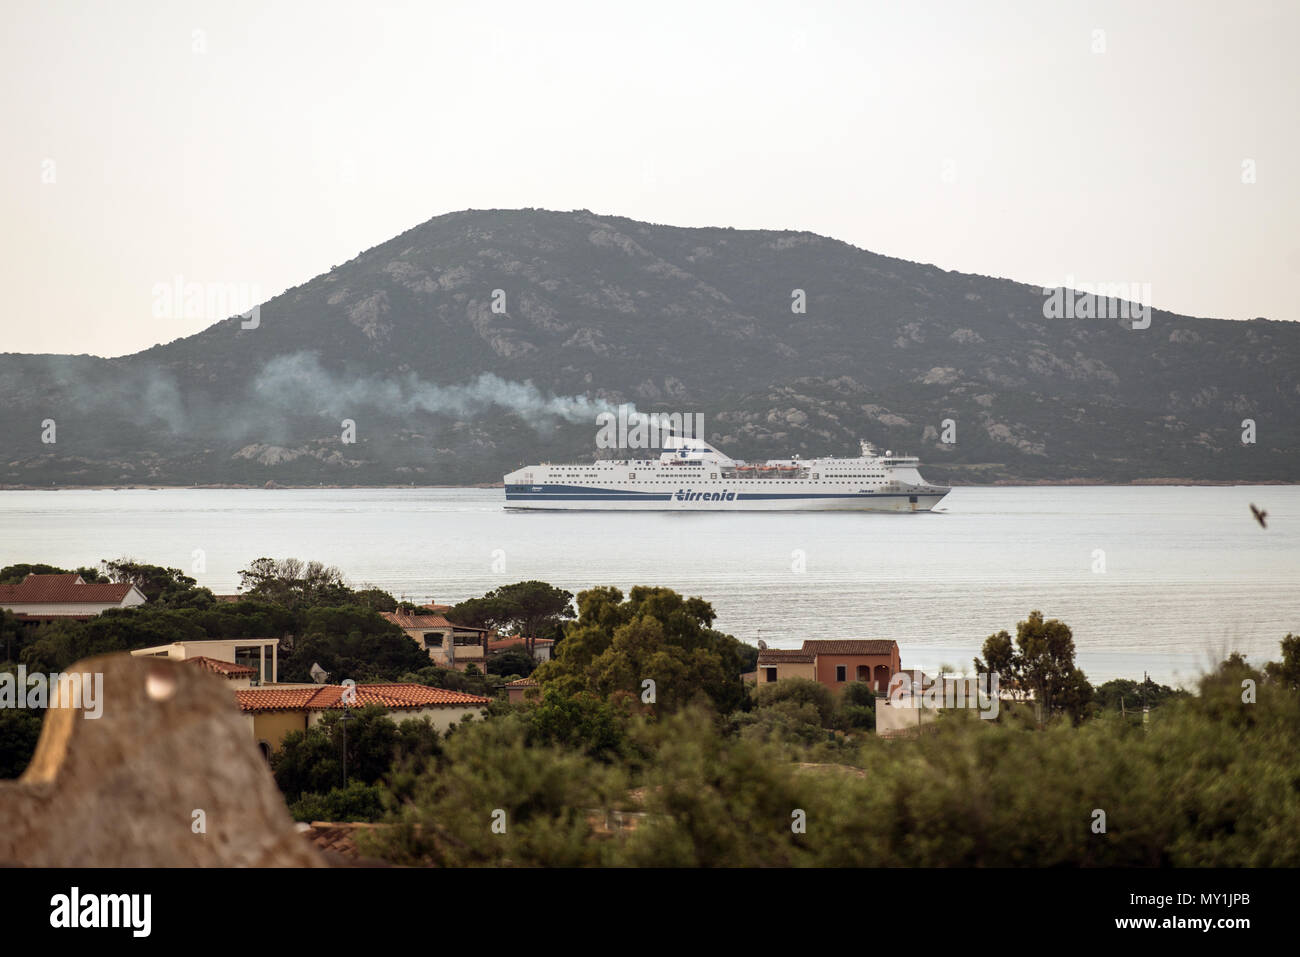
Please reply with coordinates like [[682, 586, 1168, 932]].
[[754, 677, 835, 726], [290, 781, 386, 823]]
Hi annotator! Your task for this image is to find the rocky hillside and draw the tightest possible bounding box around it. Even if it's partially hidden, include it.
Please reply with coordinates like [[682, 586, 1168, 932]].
[[2, 208, 1296, 486]]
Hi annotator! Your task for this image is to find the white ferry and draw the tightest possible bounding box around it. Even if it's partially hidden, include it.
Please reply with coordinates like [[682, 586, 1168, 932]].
[[503, 435, 951, 511]]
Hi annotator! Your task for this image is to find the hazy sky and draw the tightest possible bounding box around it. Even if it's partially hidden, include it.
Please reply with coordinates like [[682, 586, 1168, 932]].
[[2, 0, 1296, 357]]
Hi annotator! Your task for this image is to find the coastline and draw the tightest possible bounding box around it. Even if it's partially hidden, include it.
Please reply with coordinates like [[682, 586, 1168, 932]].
[[0, 479, 1294, 491]]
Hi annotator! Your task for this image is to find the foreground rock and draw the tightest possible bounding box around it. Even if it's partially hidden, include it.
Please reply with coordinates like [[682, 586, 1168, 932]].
[[0, 654, 324, 867]]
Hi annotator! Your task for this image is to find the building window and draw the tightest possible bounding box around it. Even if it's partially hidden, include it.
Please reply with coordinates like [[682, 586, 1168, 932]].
[[836, 665, 847, 682], [763, 667, 777, 683]]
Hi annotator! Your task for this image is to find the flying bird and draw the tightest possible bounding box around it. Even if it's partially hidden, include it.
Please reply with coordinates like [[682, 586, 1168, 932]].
[[1250, 504, 1267, 529]]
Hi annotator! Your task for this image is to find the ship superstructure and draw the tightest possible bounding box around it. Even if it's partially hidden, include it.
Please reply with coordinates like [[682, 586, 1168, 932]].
[[503, 436, 951, 511]]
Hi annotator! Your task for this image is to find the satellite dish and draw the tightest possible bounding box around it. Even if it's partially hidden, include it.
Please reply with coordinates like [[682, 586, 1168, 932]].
[[757, 639, 767, 650], [309, 662, 329, 684]]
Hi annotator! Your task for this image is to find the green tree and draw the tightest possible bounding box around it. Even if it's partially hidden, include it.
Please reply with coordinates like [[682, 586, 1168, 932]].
[[836, 680, 877, 731], [525, 688, 632, 761], [1094, 676, 1189, 718], [0, 704, 43, 779], [533, 586, 747, 715], [398, 664, 491, 695], [19, 608, 206, 673], [0, 610, 25, 665], [487, 647, 537, 678], [0, 563, 104, 585], [975, 611, 1092, 723], [272, 706, 404, 803], [237, 557, 353, 608], [974, 629, 1017, 692], [753, 677, 835, 726], [289, 781, 386, 823], [280, 607, 430, 682], [448, 581, 575, 656], [101, 557, 212, 607], [350, 587, 399, 613], [619, 708, 820, 867], [371, 712, 625, 867], [1265, 633, 1300, 692]]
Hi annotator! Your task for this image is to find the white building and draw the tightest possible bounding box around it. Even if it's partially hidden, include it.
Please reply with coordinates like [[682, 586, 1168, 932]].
[[0, 573, 147, 622], [131, 638, 281, 686]]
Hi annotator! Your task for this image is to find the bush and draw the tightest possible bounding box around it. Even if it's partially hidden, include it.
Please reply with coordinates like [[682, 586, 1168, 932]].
[[290, 781, 386, 823], [271, 706, 401, 803], [371, 713, 626, 866], [753, 677, 835, 726], [487, 647, 537, 678]]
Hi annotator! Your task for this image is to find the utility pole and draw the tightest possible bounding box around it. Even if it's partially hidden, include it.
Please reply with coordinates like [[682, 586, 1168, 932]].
[[340, 705, 352, 787], [1142, 670, 1150, 732]]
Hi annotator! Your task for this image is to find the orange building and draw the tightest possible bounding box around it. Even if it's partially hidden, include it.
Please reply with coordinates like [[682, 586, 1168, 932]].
[[757, 639, 900, 694]]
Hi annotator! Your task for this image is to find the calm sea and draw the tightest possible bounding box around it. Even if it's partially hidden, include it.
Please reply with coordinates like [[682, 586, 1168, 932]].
[[2, 486, 1296, 687]]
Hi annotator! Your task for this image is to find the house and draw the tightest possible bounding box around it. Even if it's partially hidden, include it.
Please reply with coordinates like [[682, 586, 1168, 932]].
[[235, 683, 492, 756], [0, 573, 147, 623], [487, 635, 555, 662], [756, 639, 901, 694], [379, 611, 489, 671], [505, 676, 540, 703], [754, 648, 817, 685], [131, 638, 281, 686]]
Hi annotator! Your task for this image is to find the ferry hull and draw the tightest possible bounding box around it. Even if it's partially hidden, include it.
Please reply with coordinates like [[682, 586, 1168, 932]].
[[504, 486, 950, 512]]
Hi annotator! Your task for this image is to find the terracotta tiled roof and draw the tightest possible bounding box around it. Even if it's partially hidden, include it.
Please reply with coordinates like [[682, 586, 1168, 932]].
[[186, 656, 258, 678], [488, 636, 554, 652], [301, 822, 388, 863], [235, 683, 491, 713], [505, 677, 538, 688], [757, 649, 816, 663], [0, 573, 137, 605], [380, 611, 486, 632], [800, 639, 898, 656]]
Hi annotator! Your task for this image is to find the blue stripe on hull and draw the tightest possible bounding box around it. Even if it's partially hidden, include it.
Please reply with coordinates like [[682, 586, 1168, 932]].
[[504, 484, 930, 503]]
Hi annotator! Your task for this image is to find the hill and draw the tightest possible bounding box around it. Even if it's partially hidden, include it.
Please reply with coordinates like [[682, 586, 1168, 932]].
[[2, 208, 1296, 486]]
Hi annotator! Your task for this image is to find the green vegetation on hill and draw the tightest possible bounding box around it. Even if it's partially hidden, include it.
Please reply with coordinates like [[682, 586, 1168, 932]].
[[367, 647, 1300, 866], [2, 208, 1297, 486]]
